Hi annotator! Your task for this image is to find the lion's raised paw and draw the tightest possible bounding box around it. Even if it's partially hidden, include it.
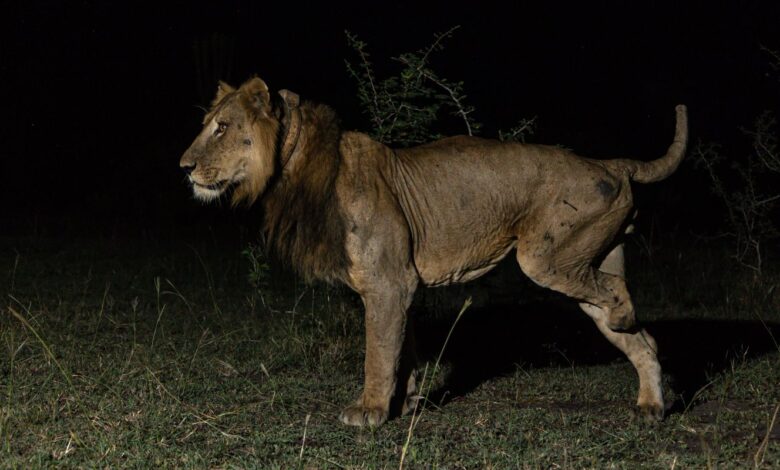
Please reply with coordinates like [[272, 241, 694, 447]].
[[606, 305, 637, 331]]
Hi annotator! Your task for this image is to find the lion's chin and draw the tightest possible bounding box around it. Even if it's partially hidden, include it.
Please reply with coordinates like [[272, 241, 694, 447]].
[[191, 180, 231, 202]]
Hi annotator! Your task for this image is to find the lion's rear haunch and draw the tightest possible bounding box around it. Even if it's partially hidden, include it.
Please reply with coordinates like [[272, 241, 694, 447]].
[[181, 76, 687, 427]]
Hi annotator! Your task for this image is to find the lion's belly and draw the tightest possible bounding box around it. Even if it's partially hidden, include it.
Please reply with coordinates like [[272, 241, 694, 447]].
[[414, 236, 516, 287]]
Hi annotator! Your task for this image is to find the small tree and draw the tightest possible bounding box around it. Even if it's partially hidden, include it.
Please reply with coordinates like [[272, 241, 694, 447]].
[[345, 26, 481, 146], [346, 26, 537, 147]]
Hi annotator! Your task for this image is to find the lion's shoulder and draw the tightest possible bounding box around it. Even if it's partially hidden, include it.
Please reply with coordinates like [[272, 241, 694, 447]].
[[338, 131, 395, 169], [340, 131, 382, 151]]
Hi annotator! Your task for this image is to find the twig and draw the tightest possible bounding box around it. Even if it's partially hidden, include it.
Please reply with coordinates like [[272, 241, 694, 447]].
[[419, 26, 460, 65]]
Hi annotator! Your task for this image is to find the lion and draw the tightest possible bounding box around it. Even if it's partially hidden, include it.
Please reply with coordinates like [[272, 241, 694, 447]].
[[180, 77, 688, 427]]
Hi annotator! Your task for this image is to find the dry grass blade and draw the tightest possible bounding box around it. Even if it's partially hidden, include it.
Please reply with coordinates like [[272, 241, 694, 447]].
[[299, 413, 311, 461], [399, 296, 472, 469], [754, 403, 780, 468], [6, 303, 73, 389]]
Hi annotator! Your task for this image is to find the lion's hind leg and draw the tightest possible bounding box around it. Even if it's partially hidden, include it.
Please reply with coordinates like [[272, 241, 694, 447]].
[[516, 234, 637, 331], [578, 244, 664, 422], [396, 316, 421, 417]]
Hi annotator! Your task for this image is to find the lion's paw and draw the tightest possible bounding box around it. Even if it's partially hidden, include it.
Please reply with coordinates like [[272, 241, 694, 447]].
[[633, 402, 664, 424], [339, 404, 389, 427], [606, 305, 636, 331]]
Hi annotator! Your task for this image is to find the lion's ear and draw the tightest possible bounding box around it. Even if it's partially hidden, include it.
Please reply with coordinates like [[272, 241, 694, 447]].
[[210, 80, 235, 108], [239, 76, 271, 112]]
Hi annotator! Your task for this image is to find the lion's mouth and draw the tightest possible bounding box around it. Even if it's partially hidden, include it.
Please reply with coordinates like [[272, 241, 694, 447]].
[[189, 177, 240, 202], [192, 179, 229, 191]]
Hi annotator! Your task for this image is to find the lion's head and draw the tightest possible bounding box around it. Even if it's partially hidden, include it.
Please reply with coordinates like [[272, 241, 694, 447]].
[[180, 77, 280, 205]]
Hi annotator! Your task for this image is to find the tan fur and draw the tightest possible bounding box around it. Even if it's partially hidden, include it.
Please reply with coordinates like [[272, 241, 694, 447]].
[[181, 77, 688, 427]]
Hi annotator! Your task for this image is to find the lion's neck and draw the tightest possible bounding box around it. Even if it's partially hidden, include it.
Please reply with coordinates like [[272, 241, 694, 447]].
[[261, 102, 349, 284]]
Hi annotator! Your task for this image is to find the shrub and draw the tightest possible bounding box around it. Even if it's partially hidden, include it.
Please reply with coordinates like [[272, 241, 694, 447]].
[[693, 46, 779, 274], [345, 26, 481, 146]]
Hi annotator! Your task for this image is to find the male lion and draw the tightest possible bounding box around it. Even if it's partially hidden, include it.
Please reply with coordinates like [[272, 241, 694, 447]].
[[180, 77, 687, 427]]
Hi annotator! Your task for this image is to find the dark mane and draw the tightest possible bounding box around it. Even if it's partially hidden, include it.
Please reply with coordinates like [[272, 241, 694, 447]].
[[261, 102, 350, 284]]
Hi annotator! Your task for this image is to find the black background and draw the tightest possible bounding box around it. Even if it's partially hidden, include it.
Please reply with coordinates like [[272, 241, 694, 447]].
[[2, 0, 779, 237]]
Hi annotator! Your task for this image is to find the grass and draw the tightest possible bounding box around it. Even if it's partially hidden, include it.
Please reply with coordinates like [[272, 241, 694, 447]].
[[1, 231, 779, 468]]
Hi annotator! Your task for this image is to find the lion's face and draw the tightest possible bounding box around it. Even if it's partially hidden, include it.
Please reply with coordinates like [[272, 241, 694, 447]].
[[180, 78, 280, 205]]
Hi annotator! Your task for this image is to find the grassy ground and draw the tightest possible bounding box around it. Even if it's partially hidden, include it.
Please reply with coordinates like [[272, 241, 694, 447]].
[[1, 231, 779, 468]]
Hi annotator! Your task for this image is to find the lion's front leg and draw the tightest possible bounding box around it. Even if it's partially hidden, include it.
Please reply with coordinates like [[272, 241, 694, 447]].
[[340, 285, 416, 427]]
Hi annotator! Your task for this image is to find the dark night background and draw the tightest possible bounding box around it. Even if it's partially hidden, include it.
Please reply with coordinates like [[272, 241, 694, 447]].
[[2, 0, 779, 240]]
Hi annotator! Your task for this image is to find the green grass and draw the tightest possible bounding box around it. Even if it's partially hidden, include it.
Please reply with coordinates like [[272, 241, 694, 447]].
[[1, 234, 779, 468]]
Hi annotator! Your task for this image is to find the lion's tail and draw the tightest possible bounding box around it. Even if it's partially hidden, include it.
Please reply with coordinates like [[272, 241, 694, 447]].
[[612, 105, 688, 184]]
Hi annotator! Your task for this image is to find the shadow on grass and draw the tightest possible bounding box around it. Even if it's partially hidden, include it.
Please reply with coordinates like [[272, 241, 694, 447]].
[[414, 299, 780, 414]]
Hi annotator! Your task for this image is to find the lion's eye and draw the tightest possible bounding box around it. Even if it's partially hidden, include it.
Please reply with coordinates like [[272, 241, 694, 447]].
[[215, 122, 228, 135]]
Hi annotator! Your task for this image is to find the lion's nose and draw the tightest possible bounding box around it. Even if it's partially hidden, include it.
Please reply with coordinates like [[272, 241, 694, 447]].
[[180, 162, 196, 175]]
